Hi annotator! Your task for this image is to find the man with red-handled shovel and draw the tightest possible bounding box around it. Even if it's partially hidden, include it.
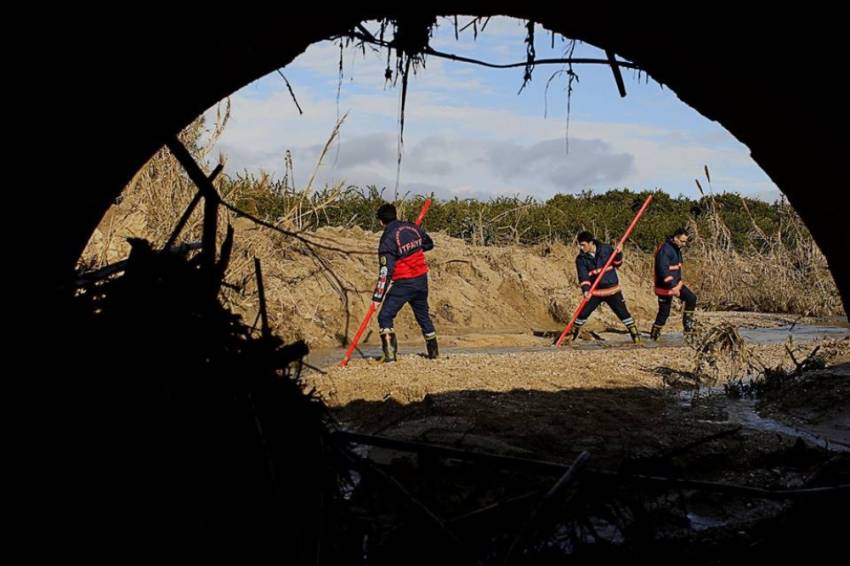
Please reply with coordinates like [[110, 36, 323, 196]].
[[371, 203, 438, 362], [565, 230, 641, 344]]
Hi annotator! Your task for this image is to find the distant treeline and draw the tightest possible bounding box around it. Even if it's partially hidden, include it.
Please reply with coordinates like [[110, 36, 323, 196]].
[[224, 177, 797, 252]]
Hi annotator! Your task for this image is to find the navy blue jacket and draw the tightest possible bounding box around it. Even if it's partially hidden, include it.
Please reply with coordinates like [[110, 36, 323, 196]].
[[654, 238, 684, 296], [372, 220, 434, 302], [575, 241, 623, 297]]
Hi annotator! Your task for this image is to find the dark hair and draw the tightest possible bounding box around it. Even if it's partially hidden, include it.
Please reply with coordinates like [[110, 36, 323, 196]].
[[577, 231, 594, 244], [376, 203, 397, 224], [672, 227, 689, 238]]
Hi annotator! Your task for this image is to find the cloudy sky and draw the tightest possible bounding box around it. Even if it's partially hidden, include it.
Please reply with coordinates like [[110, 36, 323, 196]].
[[202, 16, 780, 202]]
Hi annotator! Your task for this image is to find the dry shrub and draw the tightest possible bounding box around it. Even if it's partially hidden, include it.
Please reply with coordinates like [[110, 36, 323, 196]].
[[688, 186, 840, 317], [685, 320, 752, 384]]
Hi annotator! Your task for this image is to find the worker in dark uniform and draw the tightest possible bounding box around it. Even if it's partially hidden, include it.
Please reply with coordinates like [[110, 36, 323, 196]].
[[567, 230, 641, 344], [371, 203, 438, 362], [651, 227, 698, 340]]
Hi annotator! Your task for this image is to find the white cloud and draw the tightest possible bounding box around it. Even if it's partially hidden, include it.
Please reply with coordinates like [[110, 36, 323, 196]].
[[201, 22, 778, 202]]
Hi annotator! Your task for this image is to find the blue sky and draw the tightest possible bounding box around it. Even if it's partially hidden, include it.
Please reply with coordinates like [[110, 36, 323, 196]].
[[203, 16, 780, 202]]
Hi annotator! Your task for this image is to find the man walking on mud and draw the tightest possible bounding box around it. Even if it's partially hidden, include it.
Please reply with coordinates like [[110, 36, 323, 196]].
[[651, 227, 698, 340], [371, 203, 438, 362], [567, 231, 641, 344]]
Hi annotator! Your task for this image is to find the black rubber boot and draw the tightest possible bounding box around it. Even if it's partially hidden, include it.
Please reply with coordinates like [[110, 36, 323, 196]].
[[380, 329, 397, 363], [627, 324, 641, 344], [425, 333, 439, 359], [683, 311, 696, 333], [650, 324, 663, 341]]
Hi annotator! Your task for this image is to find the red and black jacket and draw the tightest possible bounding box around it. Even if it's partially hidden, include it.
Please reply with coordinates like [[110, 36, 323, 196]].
[[372, 220, 434, 302], [654, 238, 684, 296], [575, 241, 623, 297]]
